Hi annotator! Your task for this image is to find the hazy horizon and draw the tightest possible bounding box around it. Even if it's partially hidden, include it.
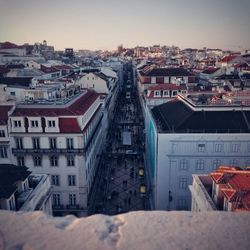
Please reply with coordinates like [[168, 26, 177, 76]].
[[1, 0, 250, 51]]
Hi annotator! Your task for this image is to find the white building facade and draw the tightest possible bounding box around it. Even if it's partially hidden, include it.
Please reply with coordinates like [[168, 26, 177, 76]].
[[145, 95, 250, 211], [8, 90, 104, 216]]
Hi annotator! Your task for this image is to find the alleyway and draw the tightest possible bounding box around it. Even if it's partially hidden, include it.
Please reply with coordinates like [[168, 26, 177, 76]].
[[88, 62, 149, 215]]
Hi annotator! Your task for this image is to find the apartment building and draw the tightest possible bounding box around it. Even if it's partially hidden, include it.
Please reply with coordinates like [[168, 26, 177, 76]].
[[9, 89, 103, 216], [145, 94, 250, 211]]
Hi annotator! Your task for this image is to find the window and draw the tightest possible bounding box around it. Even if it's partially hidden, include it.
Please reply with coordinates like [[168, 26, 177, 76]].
[[245, 160, 250, 167], [34, 156, 42, 167], [212, 159, 221, 170], [232, 144, 240, 153], [14, 120, 21, 128], [16, 138, 23, 149], [0, 146, 7, 158], [179, 159, 188, 170], [163, 90, 169, 96], [214, 143, 223, 152], [179, 177, 188, 189], [69, 194, 77, 206], [49, 138, 57, 149], [48, 120, 56, 128], [50, 156, 58, 167], [53, 194, 60, 206], [196, 159, 205, 170], [68, 175, 76, 186], [171, 143, 178, 153], [0, 130, 5, 137], [66, 138, 74, 149], [17, 156, 25, 166], [230, 159, 238, 166], [67, 155, 75, 166], [151, 77, 156, 84], [172, 90, 178, 96], [32, 138, 40, 149], [197, 143, 206, 152], [31, 120, 39, 127], [154, 91, 160, 96], [177, 197, 188, 210], [51, 175, 60, 186]]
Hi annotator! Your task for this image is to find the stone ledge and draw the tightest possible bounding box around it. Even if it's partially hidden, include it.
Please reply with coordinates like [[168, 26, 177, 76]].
[[0, 211, 249, 250]]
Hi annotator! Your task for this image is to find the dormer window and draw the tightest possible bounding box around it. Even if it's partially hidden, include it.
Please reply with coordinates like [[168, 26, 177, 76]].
[[172, 90, 178, 96], [31, 120, 39, 128], [48, 120, 56, 128], [163, 90, 169, 97], [14, 120, 21, 128], [0, 130, 5, 137], [154, 91, 160, 97]]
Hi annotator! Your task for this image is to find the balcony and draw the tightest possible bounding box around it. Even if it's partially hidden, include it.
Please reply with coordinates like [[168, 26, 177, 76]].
[[12, 148, 85, 155], [19, 174, 52, 212]]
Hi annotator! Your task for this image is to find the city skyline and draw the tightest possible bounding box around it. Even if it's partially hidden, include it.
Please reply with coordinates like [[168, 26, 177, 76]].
[[1, 0, 250, 51]]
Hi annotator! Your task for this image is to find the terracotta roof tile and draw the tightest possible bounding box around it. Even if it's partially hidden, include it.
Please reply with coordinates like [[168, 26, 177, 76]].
[[0, 105, 13, 125], [11, 90, 99, 117], [59, 118, 81, 133]]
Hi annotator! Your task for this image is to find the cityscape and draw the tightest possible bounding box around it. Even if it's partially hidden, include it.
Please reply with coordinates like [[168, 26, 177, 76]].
[[0, 0, 250, 249]]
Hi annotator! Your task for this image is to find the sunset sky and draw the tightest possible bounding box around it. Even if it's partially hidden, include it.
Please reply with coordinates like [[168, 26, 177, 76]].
[[0, 0, 250, 51]]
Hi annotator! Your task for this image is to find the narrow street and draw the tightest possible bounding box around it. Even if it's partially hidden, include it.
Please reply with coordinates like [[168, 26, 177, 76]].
[[88, 62, 149, 215]]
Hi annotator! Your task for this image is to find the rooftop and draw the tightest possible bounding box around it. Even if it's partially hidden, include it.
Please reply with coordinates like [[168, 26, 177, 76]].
[[0, 105, 13, 125], [140, 66, 193, 77], [11, 89, 100, 117], [151, 96, 250, 133], [210, 166, 250, 211]]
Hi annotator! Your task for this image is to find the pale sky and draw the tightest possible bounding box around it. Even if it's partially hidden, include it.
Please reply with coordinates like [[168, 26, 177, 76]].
[[0, 0, 250, 51]]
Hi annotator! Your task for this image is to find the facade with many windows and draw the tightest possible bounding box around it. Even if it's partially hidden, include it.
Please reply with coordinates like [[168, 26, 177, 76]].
[[145, 94, 250, 211], [0, 105, 14, 164], [8, 89, 104, 216]]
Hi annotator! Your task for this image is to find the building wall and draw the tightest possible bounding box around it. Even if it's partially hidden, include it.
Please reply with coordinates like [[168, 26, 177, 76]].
[[77, 73, 108, 94], [9, 96, 104, 215], [189, 175, 217, 212], [155, 133, 250, 211]]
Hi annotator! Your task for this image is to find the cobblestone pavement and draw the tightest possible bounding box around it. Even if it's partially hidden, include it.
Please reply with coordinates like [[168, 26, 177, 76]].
[[89, 65, 148, 215]]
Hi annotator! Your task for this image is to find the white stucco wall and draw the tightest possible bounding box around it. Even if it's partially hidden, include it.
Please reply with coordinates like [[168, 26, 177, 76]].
[[155, 133, 250, 210]]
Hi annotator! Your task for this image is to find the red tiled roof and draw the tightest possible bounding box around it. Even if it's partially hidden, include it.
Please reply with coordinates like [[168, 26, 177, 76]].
[[0, 42, 23, 49], [11, 90, 100, 117], [221, 188, 236, 201], [201, 67, 220, 74], [211, 166, 250, 211], [59, 118, 81, 133], [40, 65, 60, 74], [0, 105, 13, 125], [210, 172, 224, 183], [221, 55, 237, 63], [228, 174, 250, 190]]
